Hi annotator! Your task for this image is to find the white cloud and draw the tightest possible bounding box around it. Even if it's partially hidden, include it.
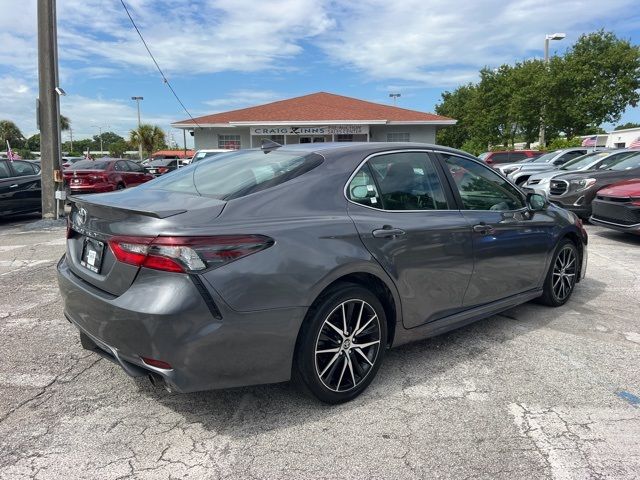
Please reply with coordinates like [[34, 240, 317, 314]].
[[317, 0, 639, 86], [203, 89, 284, 112]]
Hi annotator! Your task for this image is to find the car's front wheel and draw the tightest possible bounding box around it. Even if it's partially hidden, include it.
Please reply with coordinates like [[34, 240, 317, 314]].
[[538, 239, 579, 306], [294, 284, 387, 404]]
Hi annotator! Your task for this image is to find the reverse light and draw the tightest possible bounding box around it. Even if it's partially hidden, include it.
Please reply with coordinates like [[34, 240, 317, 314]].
[[570, 178, 596, 191], [108, 235, 274, 273]]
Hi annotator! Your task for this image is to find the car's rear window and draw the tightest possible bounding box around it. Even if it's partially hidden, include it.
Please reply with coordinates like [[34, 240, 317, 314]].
[[70, 160, 109, 170], [147, 149, 323, 200]]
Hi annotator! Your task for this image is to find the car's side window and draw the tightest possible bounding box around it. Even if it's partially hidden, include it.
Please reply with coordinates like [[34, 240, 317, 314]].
[[0, 160, 10, 179], [126, 161, 143, 172], [11, 161, 37, 176], [442, 154, 525, 211], [348, 152, 448, 211], [115, 161, 129, 171]]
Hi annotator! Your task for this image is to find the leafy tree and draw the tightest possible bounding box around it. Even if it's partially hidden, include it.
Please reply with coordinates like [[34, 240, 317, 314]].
[[547, 137, 583, 150], [614, 122, 640, 130], [0, 120, 25, 148], [436, 84, 480, 149], [26, 133, 40, 151], [129, 124, 167, 157], [109, 139, 129, 157], [15, 148, 34, 159]]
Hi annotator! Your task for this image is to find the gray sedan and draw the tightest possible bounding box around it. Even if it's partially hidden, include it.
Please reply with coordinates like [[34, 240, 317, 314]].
[[58, 142, 587, 403], [525, 150, 635, 195]]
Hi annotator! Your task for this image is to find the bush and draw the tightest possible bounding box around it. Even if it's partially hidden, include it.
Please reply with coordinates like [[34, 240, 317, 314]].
[[547, 137, 583, 150]]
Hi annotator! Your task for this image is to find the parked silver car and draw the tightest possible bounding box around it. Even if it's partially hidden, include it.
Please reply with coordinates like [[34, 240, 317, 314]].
[[525, 150, 636, 195], [497, 148, 593, 185]]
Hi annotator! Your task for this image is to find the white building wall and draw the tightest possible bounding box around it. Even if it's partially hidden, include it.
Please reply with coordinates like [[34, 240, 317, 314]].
[[369, 125, 437, 143], [193, 124, 440, 149], [605, 127, 640, 148]]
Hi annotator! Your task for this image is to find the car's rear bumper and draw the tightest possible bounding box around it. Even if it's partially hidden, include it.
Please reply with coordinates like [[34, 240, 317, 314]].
[[57, 255, 306, 392], [67, 184, 115, 194]]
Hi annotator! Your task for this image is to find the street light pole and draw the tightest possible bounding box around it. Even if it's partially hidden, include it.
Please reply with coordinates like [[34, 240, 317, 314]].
[[91, 125, 109, 156], [539, 33, 566, 148], [389, 93, 401, 106], [131, 96, 143, 161]]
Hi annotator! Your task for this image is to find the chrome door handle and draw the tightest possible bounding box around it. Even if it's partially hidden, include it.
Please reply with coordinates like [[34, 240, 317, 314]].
[[9, 184, 18, 188], [472, 223, 495, 235], [372, 227, 406, 238]]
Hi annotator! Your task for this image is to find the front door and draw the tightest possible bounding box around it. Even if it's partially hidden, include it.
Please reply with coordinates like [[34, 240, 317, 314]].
[[438, 152, 555, 306], [347, 150, 474, 328]]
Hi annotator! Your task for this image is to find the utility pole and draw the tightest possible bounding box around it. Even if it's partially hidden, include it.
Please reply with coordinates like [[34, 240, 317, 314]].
[[131, 96, 143, 161], [37, 0, 62, 219], [91, 125, 109, 156], [389, 93, 401, 106], [68, 127, 73, 152], [538, 33, 566, 148]]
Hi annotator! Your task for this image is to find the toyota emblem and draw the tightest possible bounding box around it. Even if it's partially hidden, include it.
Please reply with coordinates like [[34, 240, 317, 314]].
[[77, 207, 87, 226]]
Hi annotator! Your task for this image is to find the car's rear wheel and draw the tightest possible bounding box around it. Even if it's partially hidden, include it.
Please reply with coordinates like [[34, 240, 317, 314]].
[[294, 284, 387, 404], [116, 183, 125, 190], [538, 239, 578, 306]]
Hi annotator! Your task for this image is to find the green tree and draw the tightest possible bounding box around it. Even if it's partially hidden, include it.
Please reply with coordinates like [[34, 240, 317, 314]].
[[546, 30, 640, 138], [129, 124, 166, 157], [109, 139, 129, 157], [60, 115, 70, 131], [0, 120, 25, 148], [614, 122, 640, 130], [26, 133, 40, 151], [547, 137, 583, 150], [436, 84, 480, 149]]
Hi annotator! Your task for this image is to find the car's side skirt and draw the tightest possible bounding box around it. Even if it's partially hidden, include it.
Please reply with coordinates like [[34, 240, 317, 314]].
[[391, 288, 543, 347]]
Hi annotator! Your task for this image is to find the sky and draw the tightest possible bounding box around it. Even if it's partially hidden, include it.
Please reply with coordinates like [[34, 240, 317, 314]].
[[1, 0, 640, 148]]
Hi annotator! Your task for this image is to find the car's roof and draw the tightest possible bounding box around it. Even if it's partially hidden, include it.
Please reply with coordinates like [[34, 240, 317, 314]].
[[262, 142, 477, 159]]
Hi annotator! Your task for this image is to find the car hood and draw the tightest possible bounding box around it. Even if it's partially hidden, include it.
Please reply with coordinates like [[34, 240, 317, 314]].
[[597, 178, 640, 197]]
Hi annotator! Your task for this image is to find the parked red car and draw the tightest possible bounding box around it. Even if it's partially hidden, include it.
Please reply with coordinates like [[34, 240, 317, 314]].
[[590, 178, 640, 234], [478, 150, 542, 166], [63, 159, 155, 195]]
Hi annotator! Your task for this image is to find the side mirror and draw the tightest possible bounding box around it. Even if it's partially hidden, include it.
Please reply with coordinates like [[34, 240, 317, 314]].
[[527, 192, 547, 211]]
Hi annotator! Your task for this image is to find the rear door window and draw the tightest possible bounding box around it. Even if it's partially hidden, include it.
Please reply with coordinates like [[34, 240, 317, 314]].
[[490, 153, 510, 164], [0, 160, 10, 178], [509, 152, 528, 162], [147, 149, 323, 200], [11, 161, 37, 176], [348, 152, 448, 210]]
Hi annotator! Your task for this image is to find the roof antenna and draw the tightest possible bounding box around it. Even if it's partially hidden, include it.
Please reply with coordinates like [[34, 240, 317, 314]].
[[261, 138, 282, 154]]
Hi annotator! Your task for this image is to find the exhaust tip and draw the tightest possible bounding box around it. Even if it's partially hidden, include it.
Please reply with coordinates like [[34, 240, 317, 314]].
[[147, 373, 172, 393]]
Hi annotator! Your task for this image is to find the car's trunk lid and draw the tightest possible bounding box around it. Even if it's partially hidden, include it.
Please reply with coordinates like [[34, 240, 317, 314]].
[[66, 188, 226, 296]]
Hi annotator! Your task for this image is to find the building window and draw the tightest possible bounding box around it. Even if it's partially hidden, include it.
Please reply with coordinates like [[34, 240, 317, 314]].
[[218, 135, 241, 150], [336, 134, 353, 142], [387, 132, 410, 142], [270, 135, 285, 144]]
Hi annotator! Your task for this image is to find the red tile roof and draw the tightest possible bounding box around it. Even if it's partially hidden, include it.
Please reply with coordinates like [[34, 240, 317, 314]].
[[173, 92, 453, 125]]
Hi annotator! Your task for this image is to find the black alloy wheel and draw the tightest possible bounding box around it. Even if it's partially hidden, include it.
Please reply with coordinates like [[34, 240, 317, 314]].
[[539, 239, 578, 306], [294, 284, 387, 404]]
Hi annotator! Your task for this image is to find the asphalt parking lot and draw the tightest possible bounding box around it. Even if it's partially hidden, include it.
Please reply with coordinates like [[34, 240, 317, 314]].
[[0, 216, 639, 480]]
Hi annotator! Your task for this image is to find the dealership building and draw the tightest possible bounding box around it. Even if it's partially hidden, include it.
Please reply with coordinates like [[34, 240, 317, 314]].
[[171, 92, 456, 149]]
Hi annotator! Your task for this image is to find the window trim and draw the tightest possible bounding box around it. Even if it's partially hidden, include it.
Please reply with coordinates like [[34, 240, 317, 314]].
[[434, 151, 529, 213], [343, 149, 455, 213]]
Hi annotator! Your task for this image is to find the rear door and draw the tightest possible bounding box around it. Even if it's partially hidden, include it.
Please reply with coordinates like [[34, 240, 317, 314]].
[[126, 160, 147, 185], [346, 150, 474, 328], [437, 152, 555, 306], [0, 160, 14, 215]]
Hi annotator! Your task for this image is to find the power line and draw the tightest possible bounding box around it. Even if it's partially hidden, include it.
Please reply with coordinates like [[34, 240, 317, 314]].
[[119, 0, 201, 128]]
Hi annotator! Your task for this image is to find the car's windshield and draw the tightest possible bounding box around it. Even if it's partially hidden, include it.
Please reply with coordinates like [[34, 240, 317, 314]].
[[532, 151, 558, 163], [146, 149, 323, 200], [70, 160, 110, 170], [606, 153, 640, 171], [477, 152, 489, 160], [560, 152, 608, 171]]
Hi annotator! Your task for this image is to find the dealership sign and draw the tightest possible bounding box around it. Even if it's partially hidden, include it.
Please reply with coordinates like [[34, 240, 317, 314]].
[[250, 125, 369, 136]]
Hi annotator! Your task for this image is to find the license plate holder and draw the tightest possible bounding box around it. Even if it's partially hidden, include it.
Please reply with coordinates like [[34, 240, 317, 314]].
[[80, 237, 105, 274]]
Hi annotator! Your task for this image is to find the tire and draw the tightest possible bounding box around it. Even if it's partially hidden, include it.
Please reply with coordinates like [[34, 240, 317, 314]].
[[293, 283, 387, 404], [538, 239, 579, 307], [116, 183, 125, 190]]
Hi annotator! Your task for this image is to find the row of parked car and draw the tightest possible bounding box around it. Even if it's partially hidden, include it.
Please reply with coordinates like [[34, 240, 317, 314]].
[[482, 147, 640, 234]]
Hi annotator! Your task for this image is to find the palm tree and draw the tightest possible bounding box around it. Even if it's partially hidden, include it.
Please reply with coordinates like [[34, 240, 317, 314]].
[[130, 124, 166, 157], [0, 120, 25, 147], [60, 115, 70, 131]]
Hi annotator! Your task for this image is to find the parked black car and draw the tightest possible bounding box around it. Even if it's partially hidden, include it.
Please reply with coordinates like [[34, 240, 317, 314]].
[[58, 143, 587, 404], [548, 152, 640, 219], [144, 158, 180, 176], [0, 159, 41, 216]]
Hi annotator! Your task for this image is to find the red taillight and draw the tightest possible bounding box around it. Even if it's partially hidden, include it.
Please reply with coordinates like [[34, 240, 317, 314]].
[[485, 159, 493, 165], [141, 357, 172, 370], [108, 235, 273, 273]]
